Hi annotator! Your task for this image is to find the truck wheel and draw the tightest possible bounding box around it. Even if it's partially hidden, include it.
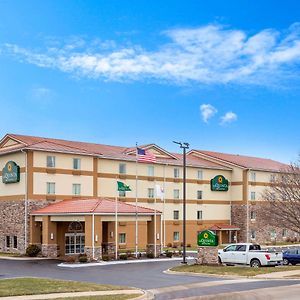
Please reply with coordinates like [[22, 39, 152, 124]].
[[250, 259, 261, 268], [283, 258, 289, 265], [218, 257, 222, 265]]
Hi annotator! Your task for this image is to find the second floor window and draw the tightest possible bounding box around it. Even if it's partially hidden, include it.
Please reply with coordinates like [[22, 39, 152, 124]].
[[47, 182, 55, 194], [73, 158, 81, 170], [119, 163, 126, 174], [250, 172, 256, 181], [173, 210, 179, 220], [119, 233, 126, 244], [173, 231, 179, 241], [250, 230, 256, 239], [72, 184, 81, 195], [197, 210, 203, 220], [47, 156, 55, 168], [270, 174, 276, 182], [250, 211, 256, 220], [197, 170, 203, 180], [197, 190, 203, 200], [119, 190, 126, 197], [148, 188, 154, 198], [174, 168, 180, 178], [173, 189, 180, 199], [250, 192, 256, 200], [148, 166, 154, 176]]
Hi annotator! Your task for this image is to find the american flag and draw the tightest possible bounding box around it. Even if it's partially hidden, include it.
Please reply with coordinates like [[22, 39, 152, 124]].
[[137, 147, 156, 163]]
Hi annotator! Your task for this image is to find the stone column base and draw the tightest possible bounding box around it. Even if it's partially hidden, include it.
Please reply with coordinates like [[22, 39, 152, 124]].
[[197, 246, 219, 265], [41, 244, 58, 258], [146, 244, 161, 257], [84, 246, 102, 261]]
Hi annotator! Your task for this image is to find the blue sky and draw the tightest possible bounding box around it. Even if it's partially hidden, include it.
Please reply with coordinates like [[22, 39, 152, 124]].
[[0, 0, 299, 163]]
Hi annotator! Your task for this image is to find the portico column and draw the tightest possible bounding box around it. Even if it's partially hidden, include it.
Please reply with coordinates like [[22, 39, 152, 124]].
[[85, 215, 102, 261], [41, 216, 58, 257]]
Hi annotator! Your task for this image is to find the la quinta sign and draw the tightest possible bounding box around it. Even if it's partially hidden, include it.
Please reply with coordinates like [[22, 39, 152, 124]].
[[197, 230, 218, 247], [210, 175, 229, 191], [2, 161, 20, 184]]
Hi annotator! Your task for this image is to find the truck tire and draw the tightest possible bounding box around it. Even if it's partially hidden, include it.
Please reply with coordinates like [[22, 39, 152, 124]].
[[218, 256, 222, 264], [250, 259, 261, 268], [283, 258, 289, 265]]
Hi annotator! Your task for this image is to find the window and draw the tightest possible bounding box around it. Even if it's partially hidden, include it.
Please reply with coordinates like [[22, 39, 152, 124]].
[[46, 182, 55, 194], [173, 210, 179, 220], [148, 166, 154, 176], [13, 236, 17, 249], [173, 189, 180, 199], [270, 174, 276, 182], [197, 170, 203, 180], [249, 244, 261, 251], [250, 192, 256, 200], [250, 211, 256, 220], [73, 158, 81, 170], [119, 233, 126, 244], [224, 245, 237, 252], [270, 229, 276, 239], [174, 168, 180, 178], [65, 233, 85, 255], [173, 231, 180, 241], [6, 236, 10, 248], [197, 210, 203, 220], [282, 229, 287, 238], [236, 245, 246, 252], [119, 190, 126, 197], [119, 163, 126, 174], [250, 172, 256, 181], [72, 184, 81, 195], [148, 188, 154, 198], [197, 190, 203, 200], [46, 156, 55, 168], [250, 230, 256, 240]]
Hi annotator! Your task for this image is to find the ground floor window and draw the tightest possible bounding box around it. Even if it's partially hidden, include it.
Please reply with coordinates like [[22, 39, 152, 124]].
[[6, 236, 10, 248], [250, 230, 256, 240], [13, 236, 17, 249], [173, 231, 179, 241], [65, 233, 85, 255], [119, 233, 126, 244]]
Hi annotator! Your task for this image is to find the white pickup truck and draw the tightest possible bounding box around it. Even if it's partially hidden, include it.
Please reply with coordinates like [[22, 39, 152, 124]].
[[218, 243, 283, 267]]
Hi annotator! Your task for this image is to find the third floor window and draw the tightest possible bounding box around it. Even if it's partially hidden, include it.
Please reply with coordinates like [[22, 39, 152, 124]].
[[47, 156, 55, 168], [148, 166, 154, 176], [73, 158, 81, 170], [174, 168, 180, 178], [119, 163, 126, 174]]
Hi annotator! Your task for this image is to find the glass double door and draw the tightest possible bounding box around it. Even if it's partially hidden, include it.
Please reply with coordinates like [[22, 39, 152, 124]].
[[65, 233, 85, 255]]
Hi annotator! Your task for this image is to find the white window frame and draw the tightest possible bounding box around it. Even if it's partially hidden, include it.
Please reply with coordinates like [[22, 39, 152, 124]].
[[173, 231, 180, 241], [197, 210, 203, 220], [148, 166, 154, 177], [47, 182, 56, 195], [197, 190, 203, 200], [148, 188, 154, 198], [47, 156, 55, 168], [250, 211, 256, 220], [72, 183, 81, 195], [174, 168, 180, 178], [119, 233, 126, 244], [197, 170, 203, 180], [250, 172, 256, 181], [73, 158, 81, 170], [65, 233, 85, 255], [250, 191, 256, 201], [173, 210, 179, 220]]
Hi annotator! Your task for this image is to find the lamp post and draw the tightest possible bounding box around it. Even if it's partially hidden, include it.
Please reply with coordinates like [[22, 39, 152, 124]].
[[173, 141, 189, 264]]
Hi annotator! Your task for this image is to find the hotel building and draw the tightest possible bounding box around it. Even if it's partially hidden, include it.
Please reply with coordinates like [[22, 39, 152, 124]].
[[0, 133, 289, 259]]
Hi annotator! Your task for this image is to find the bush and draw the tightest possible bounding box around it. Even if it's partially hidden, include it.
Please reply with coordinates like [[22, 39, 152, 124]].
[[119, 254, 128, 260], [78, 254, 88, 263], [102, 254, 110, 261], [167, 243, 172, 248], [147, 252, 155, 259], [26, 244, 41, 257], [65, 256, 76, 263], [172, 244, 178, 249], [187, 243, 191, 248], [165, 251, 173, 258]]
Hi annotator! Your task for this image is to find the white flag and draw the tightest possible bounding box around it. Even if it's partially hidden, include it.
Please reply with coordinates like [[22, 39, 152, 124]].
[[155, 184, 165, 201]]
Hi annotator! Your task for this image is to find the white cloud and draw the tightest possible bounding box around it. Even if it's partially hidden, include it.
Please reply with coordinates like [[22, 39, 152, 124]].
[[2, 23, 300, 85], [220, 111, 238, 125], [31, 87, 52, 99], [200, 104, 217, 123]]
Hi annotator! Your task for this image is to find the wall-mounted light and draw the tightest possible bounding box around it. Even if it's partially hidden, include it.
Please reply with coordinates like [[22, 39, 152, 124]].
[[110, 231, 113, 238], [50, 233, 54, 240], [95, 235, 98, 242]]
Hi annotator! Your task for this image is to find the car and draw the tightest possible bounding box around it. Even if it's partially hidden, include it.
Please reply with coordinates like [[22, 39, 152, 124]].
[[218, 243, 283, 268], [283, 248, 300, 265]]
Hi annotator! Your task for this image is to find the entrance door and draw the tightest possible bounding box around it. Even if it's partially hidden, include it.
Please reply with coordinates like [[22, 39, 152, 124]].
[[65, 233, 85, 255]]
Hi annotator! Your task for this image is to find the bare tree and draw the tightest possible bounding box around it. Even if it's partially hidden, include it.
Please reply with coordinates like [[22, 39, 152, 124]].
[[262, 157, 300, 234]]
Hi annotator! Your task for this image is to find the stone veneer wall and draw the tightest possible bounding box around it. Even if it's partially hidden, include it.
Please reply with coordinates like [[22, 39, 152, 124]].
[[0, 199, 54, 254], [197, 247, 219, 265], [232, 203, 299, 244]]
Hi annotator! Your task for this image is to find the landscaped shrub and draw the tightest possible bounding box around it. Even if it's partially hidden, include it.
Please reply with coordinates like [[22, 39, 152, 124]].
[[119, 253, 128, 260], [26, 244, 41, 257], [65, 256, 76, 263], [78, 254, 88, 263], [167, 243, 172, 248], [172, 244, 178, 249], [147, 252, 155, 259], [102, 254, 110, 261], [165, 251, 173, 258], [187, 243, 191, 248]]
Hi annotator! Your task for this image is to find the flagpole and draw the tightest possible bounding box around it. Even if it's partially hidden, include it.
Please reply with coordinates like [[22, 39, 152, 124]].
[[135, 142, 138, 258], [163, 164, 166, 248], [115, 177, 118, 260], [154, 180, 157, 258]]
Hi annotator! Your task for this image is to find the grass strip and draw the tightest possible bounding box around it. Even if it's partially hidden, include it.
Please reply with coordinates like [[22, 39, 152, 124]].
[[0, 278, 134, 297]]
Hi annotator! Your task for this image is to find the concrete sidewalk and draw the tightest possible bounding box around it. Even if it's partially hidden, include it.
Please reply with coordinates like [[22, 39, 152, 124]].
[[255, 269, 300, 279], [0, 289, 144, 300]]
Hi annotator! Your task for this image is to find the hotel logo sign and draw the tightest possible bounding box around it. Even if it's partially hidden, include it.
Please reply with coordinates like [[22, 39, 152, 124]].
[[2, 161, 20, 184], [197, 230, 218, 247], [210, 175, 229, 191]]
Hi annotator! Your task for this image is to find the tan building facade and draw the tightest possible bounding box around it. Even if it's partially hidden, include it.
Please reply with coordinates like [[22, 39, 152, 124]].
[[0, 133, 290, 259]]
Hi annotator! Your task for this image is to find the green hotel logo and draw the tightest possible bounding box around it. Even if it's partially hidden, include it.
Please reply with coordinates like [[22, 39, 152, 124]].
[[210, 175, 229, 191], [2, 161, 20, 184], [197, 230, 218, 247]]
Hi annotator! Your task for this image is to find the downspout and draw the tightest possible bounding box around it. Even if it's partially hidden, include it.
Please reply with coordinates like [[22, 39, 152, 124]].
[[21, 149, 28, 251], [92, 213, 95, 260]]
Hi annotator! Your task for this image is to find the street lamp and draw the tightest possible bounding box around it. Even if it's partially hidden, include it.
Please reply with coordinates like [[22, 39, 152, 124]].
[[173, 141, 189, 264]]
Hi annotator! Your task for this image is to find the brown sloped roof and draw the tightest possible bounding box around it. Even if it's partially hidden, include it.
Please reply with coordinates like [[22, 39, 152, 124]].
[[192, 149, 288, 172], [209, 224, 240, 231], [32, 198, 160, 215]]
